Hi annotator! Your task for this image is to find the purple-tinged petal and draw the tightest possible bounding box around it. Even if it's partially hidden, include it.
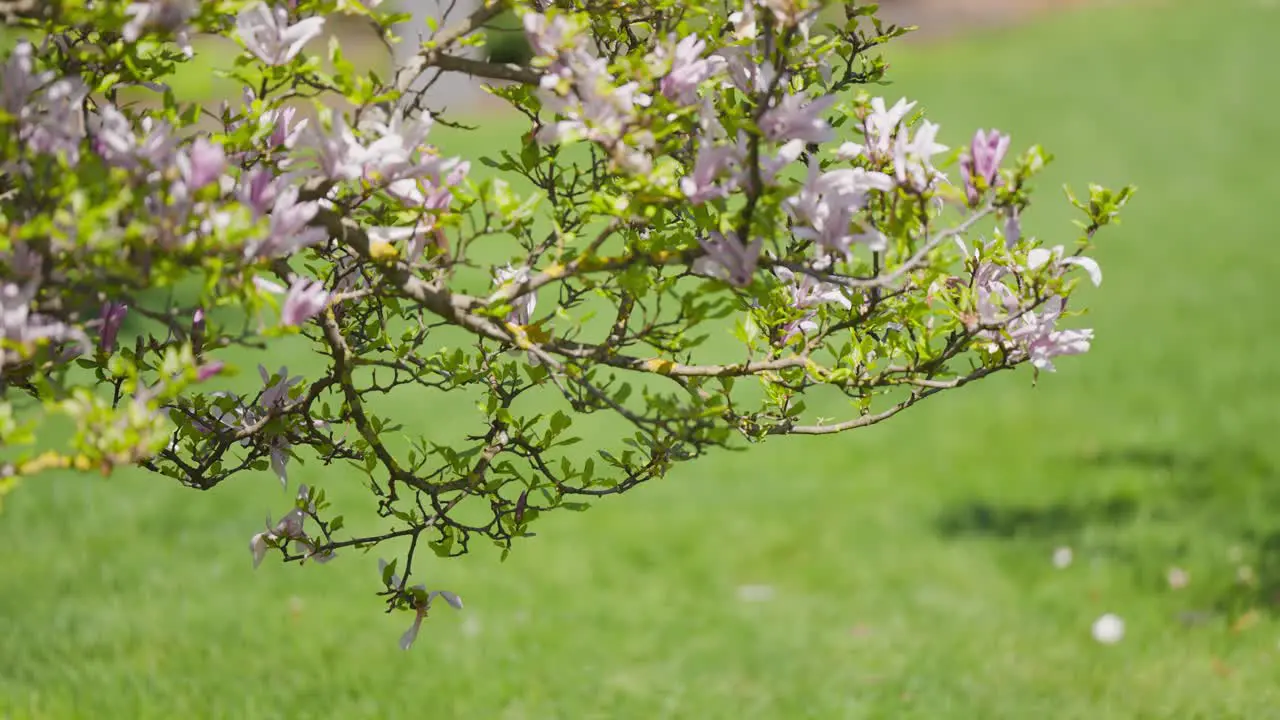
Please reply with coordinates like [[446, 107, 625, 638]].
[[98, 302, 128, 353], [196, 361, 224, 382], [280, 276, 330, 327], [399, 609, 425, 650]]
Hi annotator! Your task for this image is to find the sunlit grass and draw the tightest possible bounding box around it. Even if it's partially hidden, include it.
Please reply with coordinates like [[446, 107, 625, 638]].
[[4, 0, 1280, 717]]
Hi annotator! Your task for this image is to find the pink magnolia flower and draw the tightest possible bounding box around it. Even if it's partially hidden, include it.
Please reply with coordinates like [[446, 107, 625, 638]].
[[680, 132, 748, 204], [267, 106, 307, 149], [196, 361, 224, 382], [959, 129, 1011, 206], [717, 46, 774, 95], [259, 364, 302, 411], [820, 166, 897, 197], [538, 74, 646, 146], [235, 2, 325, 66], [659, 34, 726, 105], [384, 156, 470, 211], [1026, 245, 1103, 287], [210, 365, 303, 487], [1009, 296, 1094, 372], [238, 168, 278, 216], [774, 264, 851, 342], [776, 266, 851, 310], [21, 78, 88, 165], [728, 1, 758, 40], [244, 184, 327, 258], [176, 137, 226, 192], [759, 92, 837, 145], [124, 0, 198, 55], [98, 302, 128, 354], [527, 33, 654, 175], [0, 280, 90, 363], [360, 108, 435, 181], [296, 114, 366, 181], [693, 230, 763, 287], [227, 89, 308, 158], [861, 97, 916, 162], [760, 139, 806, 185], [280, 277, 330, 327], [260, 365, 304, 484], [972, 262, 1019, 326], [1, 41, 50, 114], [969, 129, 1010, 186], [250, 484, 336, 567], [90, 105, 180, 171], [784, 158, 894, 255], [892, 120, 948, 191], [522, 12, 577, 58]]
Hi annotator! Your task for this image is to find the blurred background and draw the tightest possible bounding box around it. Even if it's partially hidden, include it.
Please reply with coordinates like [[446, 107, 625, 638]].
[[4, 0, 1280, 717]]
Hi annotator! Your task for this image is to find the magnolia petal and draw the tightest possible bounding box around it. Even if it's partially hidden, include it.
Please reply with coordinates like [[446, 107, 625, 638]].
[[1061, 255, 1103, 287], [399, 612, 424, 650], [1026, 247, 1053, 270], [1003, 211, 1022, 248], [250, 532, 270, 569], [270, 445, 289, 487], [253, 276, 286, 295], [431, 590, 464, 611], [833, 141, 864, 161]]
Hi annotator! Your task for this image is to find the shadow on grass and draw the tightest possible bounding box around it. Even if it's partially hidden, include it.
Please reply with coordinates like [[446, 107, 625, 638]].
[[936, 495, 1138, 538], [935, 444, 1280, 615]]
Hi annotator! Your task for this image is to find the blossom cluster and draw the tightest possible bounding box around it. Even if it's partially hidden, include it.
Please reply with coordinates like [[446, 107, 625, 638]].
[[524, 13, 657, 174], [0, 0, 1129, 651]]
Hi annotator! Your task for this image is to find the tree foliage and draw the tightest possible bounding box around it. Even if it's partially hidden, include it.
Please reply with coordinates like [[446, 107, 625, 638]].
[[0, 0, 1131, 647]]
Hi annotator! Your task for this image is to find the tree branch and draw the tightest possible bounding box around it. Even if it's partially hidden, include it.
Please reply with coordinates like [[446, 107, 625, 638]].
[[771, 365, 1005, 435], [395, 0, 529, 91], [431, 53, 540, 85]]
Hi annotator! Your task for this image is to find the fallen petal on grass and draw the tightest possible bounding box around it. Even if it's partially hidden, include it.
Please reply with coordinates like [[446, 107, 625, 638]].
[[1053, 546, 1073, 568], [1092, 613, 1125, 644], [736, 584, 776, 603]]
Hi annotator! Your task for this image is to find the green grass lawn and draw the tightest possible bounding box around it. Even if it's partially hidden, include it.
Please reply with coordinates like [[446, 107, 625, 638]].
[[5, 0, 1280, 717]]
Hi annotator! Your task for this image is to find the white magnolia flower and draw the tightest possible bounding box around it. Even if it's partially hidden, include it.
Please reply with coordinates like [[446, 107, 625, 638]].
[[236, 3, 325, 66], [892, 120, 949, 191], [493, 265, 537, 326], [1026, 244, 1103, 287], [863, 97, 916, 161]]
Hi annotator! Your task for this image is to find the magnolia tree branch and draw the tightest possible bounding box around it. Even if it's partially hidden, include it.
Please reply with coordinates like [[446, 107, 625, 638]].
[[0, 0, 1132, 650], [430, 53, 542, 85], [395, 0, 529, 91]]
